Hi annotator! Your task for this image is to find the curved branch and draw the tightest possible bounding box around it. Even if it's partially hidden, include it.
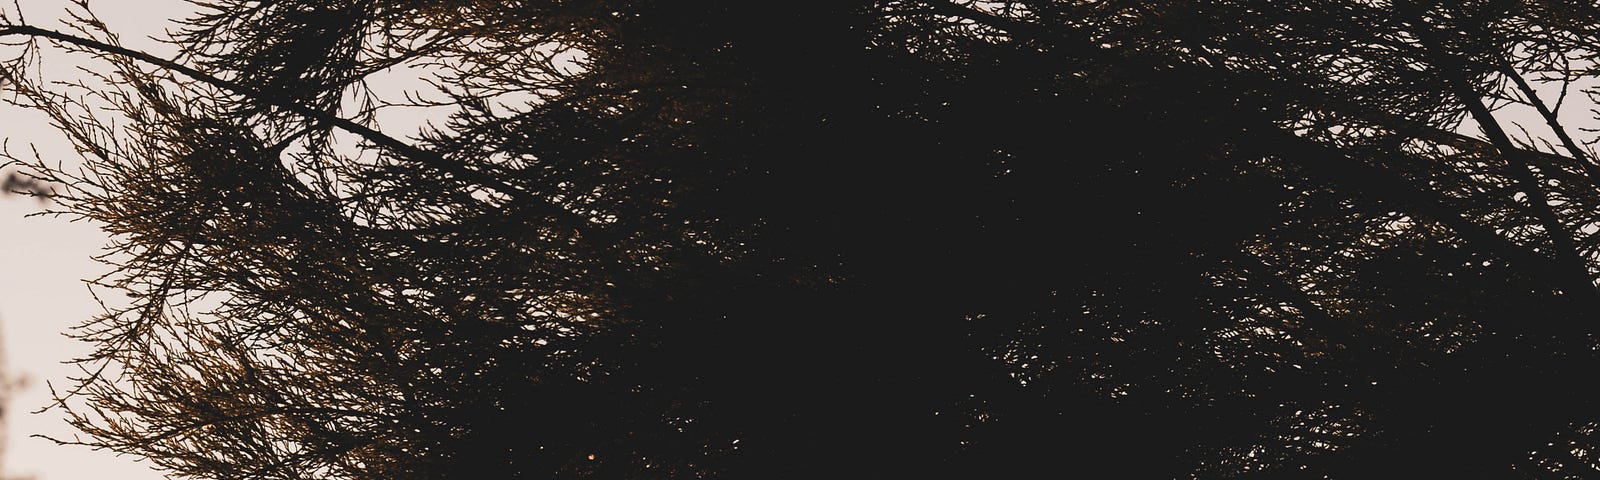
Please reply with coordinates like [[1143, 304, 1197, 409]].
[[0, 24, 598, 236]]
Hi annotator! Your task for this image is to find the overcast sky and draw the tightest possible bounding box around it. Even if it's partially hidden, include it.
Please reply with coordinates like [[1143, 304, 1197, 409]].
[[2, 2, 190, 478], [0, 2, 451, 477], [4, 2, 1593, 479]]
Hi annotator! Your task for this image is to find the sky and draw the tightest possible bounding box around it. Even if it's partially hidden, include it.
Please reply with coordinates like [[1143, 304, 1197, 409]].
[[2, 2, 191, 479], [0, 2, 455, 477], [1, 2, 1595, 479]]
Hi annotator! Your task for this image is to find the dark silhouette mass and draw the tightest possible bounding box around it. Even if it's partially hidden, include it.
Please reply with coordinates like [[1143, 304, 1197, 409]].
[[7, 0, 1600, 478]]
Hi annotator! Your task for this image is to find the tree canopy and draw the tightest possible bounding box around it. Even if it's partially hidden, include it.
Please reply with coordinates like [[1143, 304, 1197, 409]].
[[8, 0, 1600, 478]]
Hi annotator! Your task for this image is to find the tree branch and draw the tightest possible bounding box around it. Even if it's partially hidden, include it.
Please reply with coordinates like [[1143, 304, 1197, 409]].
[[0, 24, 599, 237]]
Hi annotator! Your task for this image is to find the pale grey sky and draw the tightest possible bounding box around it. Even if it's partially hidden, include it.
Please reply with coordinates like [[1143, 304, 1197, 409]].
[[3, 2, 191, 478], [0, 2, 454, 478], [4, 2, 1594, 480]]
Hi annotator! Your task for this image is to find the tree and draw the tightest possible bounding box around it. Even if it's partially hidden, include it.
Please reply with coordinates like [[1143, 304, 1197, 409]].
[[8, 0, 1600, 478]]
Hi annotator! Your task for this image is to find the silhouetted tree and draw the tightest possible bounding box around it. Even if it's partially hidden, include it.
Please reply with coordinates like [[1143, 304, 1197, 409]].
[[9, 0, 1600, 478]]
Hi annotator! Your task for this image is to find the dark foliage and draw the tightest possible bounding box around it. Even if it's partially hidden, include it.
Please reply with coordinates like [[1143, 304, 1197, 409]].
[[7, 0, 1600, 478]]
